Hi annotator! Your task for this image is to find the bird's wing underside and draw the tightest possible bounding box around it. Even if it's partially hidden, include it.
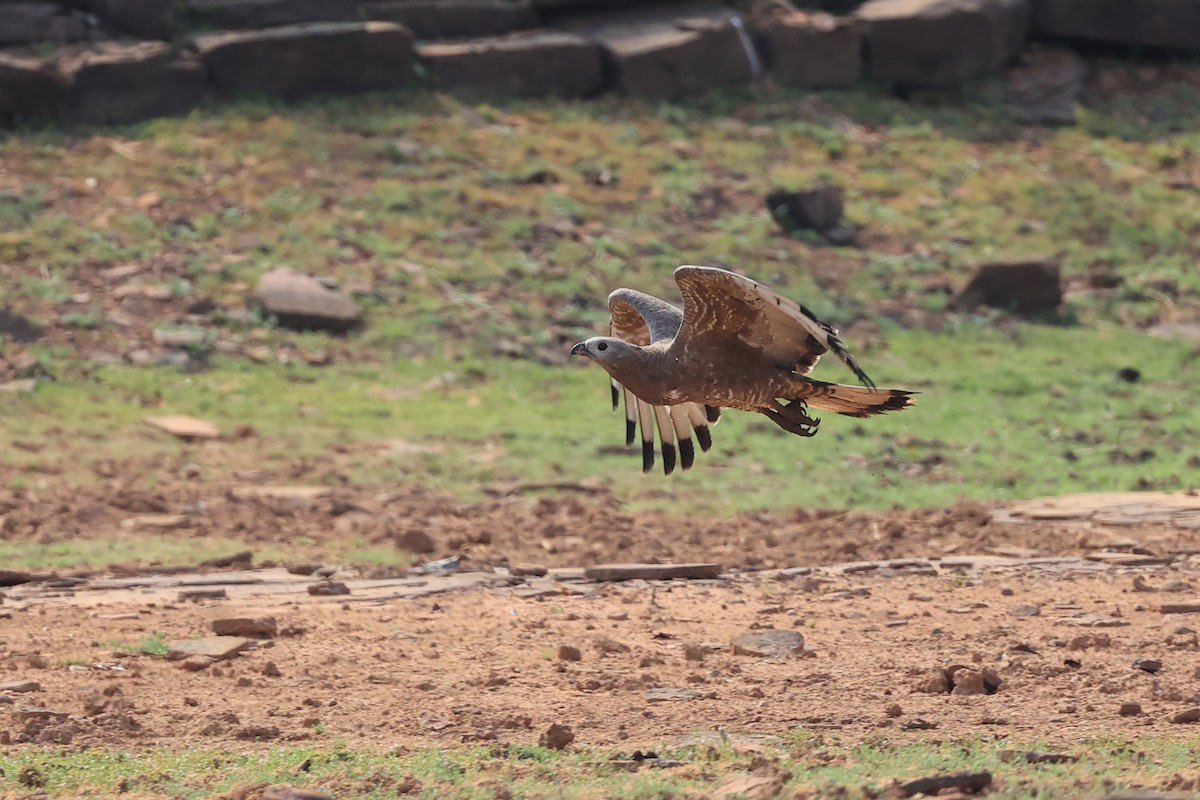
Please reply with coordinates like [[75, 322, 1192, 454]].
[[606, 288, 719, 475], [671, 265, 876, 388]]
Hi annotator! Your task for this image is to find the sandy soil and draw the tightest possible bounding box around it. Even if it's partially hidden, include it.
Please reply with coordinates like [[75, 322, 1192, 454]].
[[3, 482, 1200, 755]]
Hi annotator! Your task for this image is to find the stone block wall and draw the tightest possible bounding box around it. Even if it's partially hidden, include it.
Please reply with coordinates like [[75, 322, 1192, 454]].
[[0, 0, 1198, 126]]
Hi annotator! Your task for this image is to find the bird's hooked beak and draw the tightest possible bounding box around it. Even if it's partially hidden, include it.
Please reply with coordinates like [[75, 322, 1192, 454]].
[[569, 342, 589, 358]]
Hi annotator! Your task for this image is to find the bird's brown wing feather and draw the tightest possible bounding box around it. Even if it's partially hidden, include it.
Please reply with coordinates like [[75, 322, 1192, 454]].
[[671, 265, 875, 387]]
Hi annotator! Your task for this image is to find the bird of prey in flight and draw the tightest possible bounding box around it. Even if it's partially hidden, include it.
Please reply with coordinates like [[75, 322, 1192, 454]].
[[570, 265, 916, 474]]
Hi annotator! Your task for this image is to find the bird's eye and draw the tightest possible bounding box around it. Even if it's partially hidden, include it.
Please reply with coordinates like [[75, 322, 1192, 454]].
[[596, 342, 608, 352]]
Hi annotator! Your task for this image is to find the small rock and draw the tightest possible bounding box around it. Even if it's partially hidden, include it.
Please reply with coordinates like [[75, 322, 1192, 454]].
[[713, 775, 783, 800], [557, 645, 582, 662], [730, 629, 804, 658], [180, 656, 215, 671], [766, 183, 844, 234], [307, 581, 350, 596], [143, 415, 219, 440], [539, 722, 574, 750], [252, 266, 361, 332], [398, 528, 437, 554], [953, 259, 1062, 315], [643, 688, 703, 702], [287, 563, 324, 576], [262, 786, 334, 800], [1011, 604, 1041, 617], [594, 637, 630, 655], [913, 667, 951, 694], [261, 661, 282, 677], [12, 705, 69, 721], [212, 617, 277, 639], [1171, 708, 1200, 724], [683, 644, 707, 662], [0, 681, 40, 693], [950, 668, 987, 696], [1133, 658, 1163, 673], [1119, 702, 1142, 716], [885, 703, 903, 717], [511, 563, 548, 577], [167, 636, 255, 661]]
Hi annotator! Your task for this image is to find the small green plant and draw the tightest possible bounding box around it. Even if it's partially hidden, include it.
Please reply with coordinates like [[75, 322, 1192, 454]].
[[104, 632, 170, 657]]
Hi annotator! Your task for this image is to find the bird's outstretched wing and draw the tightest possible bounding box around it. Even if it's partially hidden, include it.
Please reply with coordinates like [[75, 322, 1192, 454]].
[[671, 265, 875, 387], [606, 289, 719, 475]]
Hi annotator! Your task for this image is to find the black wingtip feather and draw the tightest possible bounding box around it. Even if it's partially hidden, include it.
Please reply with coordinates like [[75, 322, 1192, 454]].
[[642, 439, 655, 473], [695, 425, 712, 452], [678, 436, 695, 470], [661, 442, 676, 476]]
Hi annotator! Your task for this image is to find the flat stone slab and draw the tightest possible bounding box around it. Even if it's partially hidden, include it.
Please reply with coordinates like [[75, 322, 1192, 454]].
[[1034, 0, 1200, 52], [144, 415, 220, 440], [167, 636, 256, 661], [60, 41, 206, 126], [857, 0, 1028, 86], [229, 485, 333, 503], [0, 681, 41, 693], [583, 563, 721, 582], [731, 629, 805, 658], [756, 12, 861, 88], [195, 21, 415, 99], [363, 0, 537, 39], [418, 30, 603, 98], [643, 688, 703, 702], [187, 0, 359, 28], [556, 1, 757, 98]]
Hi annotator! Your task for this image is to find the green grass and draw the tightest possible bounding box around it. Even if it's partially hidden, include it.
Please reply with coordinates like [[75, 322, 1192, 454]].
[[0, 735, 1191, 799], [0, 535, 299, 571], [101, 632, 170, 658], [2, 322, 1196, 517]]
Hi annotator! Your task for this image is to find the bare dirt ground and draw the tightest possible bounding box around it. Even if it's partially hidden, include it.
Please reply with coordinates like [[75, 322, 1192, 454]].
[[4, 478, 1200, 755]]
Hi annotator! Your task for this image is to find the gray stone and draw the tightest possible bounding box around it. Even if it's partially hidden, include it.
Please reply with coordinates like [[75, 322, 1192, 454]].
[[60, 43, 207, 126], [418, 31, 603, 98], [0, 3, 86, 46], [363, 0, 537, 39], [731, 629, 805, 658], [0, 681, 40, 693], [167, 636, 256, 661], [1161, 603, 1200, 614], [557, 2, 758, 98], [0, 50, 67, 123], [1034, 0, 1200, 52], [582, 562, 721, 582], [757, 12, 862, 88], [89, 0, 178, 39], [251, 266, 362, 331], [1171, 708, 1200, 724], [643, 687, 703, 702], [953, 259, 1062, 315], [196, 21, 415, 100], [766, 184, 845, 234], [212, 616, 277, 638], [12, 704, 69, 721], [857, 0, 1028, 86], [187, 0, 359, 29], [1004, 45, 1086, 125]]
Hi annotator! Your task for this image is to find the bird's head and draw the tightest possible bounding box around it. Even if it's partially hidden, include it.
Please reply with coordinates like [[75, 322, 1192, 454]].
[[569, 336, 637, 367]]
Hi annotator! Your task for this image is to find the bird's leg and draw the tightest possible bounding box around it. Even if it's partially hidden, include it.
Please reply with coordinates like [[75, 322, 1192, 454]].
[[764, 400, 820, 438], [779, 399, 820, 428]]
